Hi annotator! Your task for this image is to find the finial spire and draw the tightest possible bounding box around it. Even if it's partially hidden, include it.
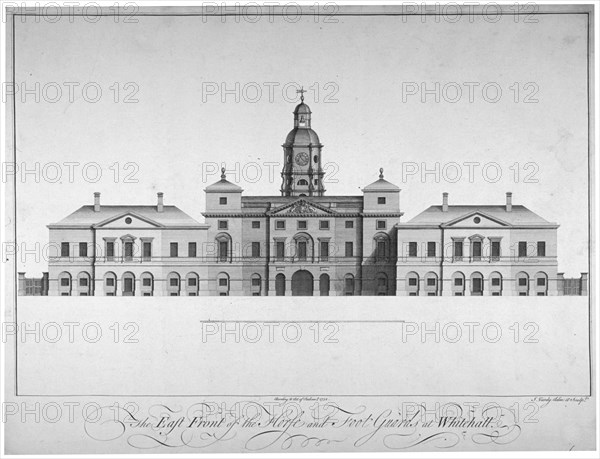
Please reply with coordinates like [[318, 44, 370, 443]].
[[379, 167, 384, 179], [297, 86, 306, 103], [221, 167, 226, 180]]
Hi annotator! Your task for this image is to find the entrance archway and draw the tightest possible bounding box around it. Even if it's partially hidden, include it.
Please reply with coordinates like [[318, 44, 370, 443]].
[[292, 270, 314, 296]]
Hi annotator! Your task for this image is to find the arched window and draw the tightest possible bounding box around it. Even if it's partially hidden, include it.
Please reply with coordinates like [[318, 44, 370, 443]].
[[122, 272, 135, 296], [251, 273, 261, 296], [319, 273, 330, 296], [140, 272, 154, 296], [58, 271, 72, 296], [103, 272, 117, 296], [451, 271, 465, 296], [406, 272, 420, 296], [215, 233, 232, 262], [217, 272, 230, 296], [534, 271, 548, 296], [373, 232, 390, 261], [185, 272, 199, 296], [275, 273, 286, 296], [376, 272, 388, 296], [167, 272, 180, 296], [297, 179, 308, 186], [344, 274, 355, 296], [489, 272, 503, 296], [293, 233, 313, 262], [470, 272, 484, 296], [77, 271, 91, 296], [424, 272, 438, 296], [516, 271, 529, 296]]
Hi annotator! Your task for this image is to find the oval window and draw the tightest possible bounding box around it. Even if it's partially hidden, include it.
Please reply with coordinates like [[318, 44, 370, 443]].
[[474, 217, 481, 224], [125, 217, 132, 224]]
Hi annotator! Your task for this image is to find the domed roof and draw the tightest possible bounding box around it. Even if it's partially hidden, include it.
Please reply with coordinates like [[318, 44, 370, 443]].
[[294, 102, 311, 115], [204, 168, 243, 193], [284, 128, 321, 146]]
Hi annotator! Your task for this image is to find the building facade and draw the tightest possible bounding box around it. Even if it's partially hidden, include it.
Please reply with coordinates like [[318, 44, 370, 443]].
[[40, 99, 581, 296]]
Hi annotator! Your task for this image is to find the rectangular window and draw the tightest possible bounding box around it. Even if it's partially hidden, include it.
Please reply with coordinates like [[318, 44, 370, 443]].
[[275, 220, 285, 230], [188, 277, 197, 287], [519, 292, 527, 296], [409, 292, 417, 296], [297, 220, 307, 230], [105, 278, 114, 287], [61, 242, 69, 257], [320, 241, 329, 261], [219, 241, 228, 261], [79, 278, 88, 287], [298, 241, 307, 260], [472, 241, 482, 260], [251, 278, 261, 286], [170, 242, 178, 257], [518, 278, 528, 286], [377, 220, 386, 230], [61, 292, 69, 296], [142, 278, 152, 287], [427, 242, 436, 257], [143, 242, 152, 260], [537, 241, 546, 257], [144, 293, 152, 296], [537, 277, 546, 286], [491, 277, 500, 286], [220, 292, 228, 296], [219, 278, 228, 286], [454, 240, 463, 259], [377, 241, 386, 258], [345, 241, 353, 257], [79, 242, 87, 257], [170, 278, 179, 287], [345, 220, 354, 229], [106, 242, 114, 260], [408, 242, 417, 257], [219, 197, 227, 205], [252, 292, 260, 296], [251, 242, 261, 258], [80, 292, 88, 296], [170, 292, 179, 296], [377, 197, 386, 204], [252, 221, 260, 229], [492, 292, 501, 296], [188, 292, 197, 296], [106, 292, 115, 296], [518, 241, 527, 257], [454, 278, 463, 286], [124, 242, 134, 261], [537, 292, 546, 296], [188, 242, 197, 257], [276, 241, 285, 260], [428, 292, 437, 296], [427, 278, 436, 286], [491, 241, 501, 260], [319, 220, 330, 230], [408, 278, 417, 286], [218, 220, 228, 230], [455, 292, 463, 296]]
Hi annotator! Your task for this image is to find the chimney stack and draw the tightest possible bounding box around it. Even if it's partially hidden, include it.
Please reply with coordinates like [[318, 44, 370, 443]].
[[93, 192, 100, 212], [157, 192, 164, 213], [506, 192, 512, 212], [442, 192, 448, 212]]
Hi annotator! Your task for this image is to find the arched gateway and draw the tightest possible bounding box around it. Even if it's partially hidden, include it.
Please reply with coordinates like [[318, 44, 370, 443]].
[[292, 270, 314, 296]]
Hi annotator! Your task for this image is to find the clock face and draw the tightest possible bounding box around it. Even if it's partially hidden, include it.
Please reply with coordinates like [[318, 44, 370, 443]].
[[295, 152, 309, 166]]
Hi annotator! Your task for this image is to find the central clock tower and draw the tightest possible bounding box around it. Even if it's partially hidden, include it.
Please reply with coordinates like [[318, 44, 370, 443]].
[[280, 92, 325, 197]]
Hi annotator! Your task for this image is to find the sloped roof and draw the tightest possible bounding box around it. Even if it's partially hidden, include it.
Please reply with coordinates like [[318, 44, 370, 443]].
[[363, 177, 400, 192], [49, 205, 204, 228], [204, 178, 243, 193], [404, 205, 556, 226]]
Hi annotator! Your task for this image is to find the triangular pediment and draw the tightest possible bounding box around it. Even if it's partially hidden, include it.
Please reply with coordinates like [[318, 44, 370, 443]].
[[269, 198, 335, 216], [442, 211, 511, 228], [93, 212, 164, 229]]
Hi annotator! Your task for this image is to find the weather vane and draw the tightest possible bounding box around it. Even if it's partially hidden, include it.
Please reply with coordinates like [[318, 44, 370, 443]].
[[296, 86, 306, 102]]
